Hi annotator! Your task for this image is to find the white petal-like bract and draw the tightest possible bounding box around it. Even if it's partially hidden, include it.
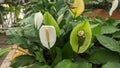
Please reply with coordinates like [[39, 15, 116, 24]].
[[57, 13, 64, 24], [39, 25, 56, 49], [109, 0, 118, 16], [34, 12, 43, 29]]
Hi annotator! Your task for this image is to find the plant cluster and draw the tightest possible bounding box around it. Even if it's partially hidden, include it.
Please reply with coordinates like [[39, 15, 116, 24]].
[[0, 0, 120, 68]]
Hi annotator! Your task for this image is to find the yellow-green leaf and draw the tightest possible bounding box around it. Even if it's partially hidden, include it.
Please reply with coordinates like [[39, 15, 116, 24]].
[[70, 0, 85, 18], [70, 20, 92, 53], [44, 12, 60, 37]]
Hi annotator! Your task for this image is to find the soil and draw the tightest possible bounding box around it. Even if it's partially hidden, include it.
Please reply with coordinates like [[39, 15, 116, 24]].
[[0, 34, 8, 65], [84, 9, 120, 20]]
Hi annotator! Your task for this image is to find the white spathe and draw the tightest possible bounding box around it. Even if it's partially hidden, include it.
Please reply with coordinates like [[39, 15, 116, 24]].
[[39, 25, 56, 49], [34, 12, 43, 29], [109, 0, 119, 16], [57, 13, 64, 24]]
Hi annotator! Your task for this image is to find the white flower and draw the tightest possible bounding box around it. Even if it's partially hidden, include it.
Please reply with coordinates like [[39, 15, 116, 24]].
[[57, 13, 64, 24], [48, 0, 51, 2], [39, 25, 56, 49], [34, 12, 43, 29], [109, 0, 119, 16]]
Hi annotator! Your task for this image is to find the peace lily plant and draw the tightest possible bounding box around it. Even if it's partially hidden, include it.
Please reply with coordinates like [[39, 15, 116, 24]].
[[3, 0, 120, 68]]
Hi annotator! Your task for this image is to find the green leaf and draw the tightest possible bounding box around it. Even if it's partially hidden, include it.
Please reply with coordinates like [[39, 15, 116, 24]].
[[32, 46, 46, 64], [102, 62, 120, 68], [22, 14, 34, 25], [27, 63, 42, 68], [70, 20, 92, 53], [62, 22, 73, 36], [28, 63, 51, 68], [101, 25, 119, 34], [44, 12, 61, 36], [54, 59, 78, 68], [39, 65, 51, 68], [76, 58, 92, 68], [23, 24, 39, 43], [59, 19, 66, 29], [90, 23, 99, 29], [6, 28, 28, 48], [112, 31, 120, 38], [105, 18, 115, 24], [55, 0, 66, 11], [62, 42, 74, 59], [0, 47, 11, 57], [88, 48, 120, 64], [34, 51, 46, 63], [10, 55, 36, 68], [77, 62, 92, 68], [96, 35, 120, 53], [112, 20, 120, 26], [91, 24, 101, 36], [52, 47, 62, 66]]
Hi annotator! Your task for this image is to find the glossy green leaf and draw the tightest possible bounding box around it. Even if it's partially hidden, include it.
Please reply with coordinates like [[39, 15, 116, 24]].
[[27, 63, 42, 68], [112, 31, 120, 38], [77, 61, 92, 68], [54, 59, 78, 68], [52, 47, 62, 66], [101, 25, 119, 34], [102, 62, 120, 68], [27, 63, 50, 68], [75, 58, 92, 68], [96, 35, 120, 53], [92, 25, 101, 36], [62, 42, 74, 59], [44, 12, 60, 36], [88, 48, 120, 64], [112, 20, 120, 26], [70, 20, 92, 53]]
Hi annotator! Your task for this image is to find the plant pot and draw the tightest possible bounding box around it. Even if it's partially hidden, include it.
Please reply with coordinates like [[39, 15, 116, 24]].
[[84, 9, 120, 20]]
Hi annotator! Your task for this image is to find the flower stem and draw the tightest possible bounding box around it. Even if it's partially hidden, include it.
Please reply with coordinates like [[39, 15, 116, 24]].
[[48, 43, 54, 61]]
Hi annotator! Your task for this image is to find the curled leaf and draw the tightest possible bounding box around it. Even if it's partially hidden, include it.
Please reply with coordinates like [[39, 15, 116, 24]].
[[70, 20, 92, 53], [11, 46, 31, 62], [11, 50, 24, 62]]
